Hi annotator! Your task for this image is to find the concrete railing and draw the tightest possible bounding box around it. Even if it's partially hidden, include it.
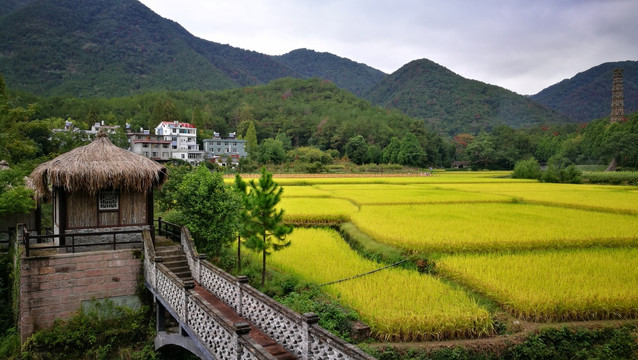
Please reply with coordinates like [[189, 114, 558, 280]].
[[178, 227, 375, 360], [142, 230, 277, 360]]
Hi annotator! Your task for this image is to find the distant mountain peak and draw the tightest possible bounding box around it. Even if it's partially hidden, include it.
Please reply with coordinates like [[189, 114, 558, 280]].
[[531, 60, 638, 122]]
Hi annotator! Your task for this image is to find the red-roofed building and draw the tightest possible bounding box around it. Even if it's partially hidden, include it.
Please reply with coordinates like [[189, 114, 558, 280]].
[[154, 121, 203, 164]]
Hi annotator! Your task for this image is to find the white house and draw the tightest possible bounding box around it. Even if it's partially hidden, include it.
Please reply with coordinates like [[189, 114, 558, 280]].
[[155, 121, 203, 165]]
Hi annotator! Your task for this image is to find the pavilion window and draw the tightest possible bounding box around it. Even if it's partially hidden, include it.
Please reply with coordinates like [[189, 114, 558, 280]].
[[98, 190, 119, 210]]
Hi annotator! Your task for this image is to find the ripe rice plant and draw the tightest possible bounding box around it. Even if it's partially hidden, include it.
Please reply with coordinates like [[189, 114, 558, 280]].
[[279, 185, 332, 198], [268, 228, 493, 341], [435, 182, 638, 214], [278, 197, 359, 225], [351, 203, 638, 252], [314, 184, 510, 205], [268, 173, 528, 186], [437, 247, 638, 321]]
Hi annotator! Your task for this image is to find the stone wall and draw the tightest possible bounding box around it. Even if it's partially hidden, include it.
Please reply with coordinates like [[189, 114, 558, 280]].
[[19, 249, 142, 342]]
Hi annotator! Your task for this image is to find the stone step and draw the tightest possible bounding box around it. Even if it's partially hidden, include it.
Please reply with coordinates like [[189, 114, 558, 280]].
[[154, 244, 194, 283]]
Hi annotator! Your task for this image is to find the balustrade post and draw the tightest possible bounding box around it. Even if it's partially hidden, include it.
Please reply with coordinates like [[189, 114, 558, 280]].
[[233, 321, 250, 360], [236, 276, 249, 316], [302, 312, 319, 360], [195, 254, 206, 284], [183, 281, 194, 326], [153, 257, 162, 290]]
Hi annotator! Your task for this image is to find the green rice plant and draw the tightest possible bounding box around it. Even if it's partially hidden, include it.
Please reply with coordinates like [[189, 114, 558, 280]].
[[268, 228, 493, 341], [437, 247, 638, 321], [585, 171, 638, 185], [278, 197, 359, 225], [351, 203, 638, 252]]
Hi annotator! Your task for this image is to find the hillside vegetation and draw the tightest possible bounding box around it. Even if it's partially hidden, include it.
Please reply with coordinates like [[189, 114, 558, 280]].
[[274, 49, 386, 96], [363, 59, 571, 136], [531, 61, 638, 122], [0, 0, 384, 98]]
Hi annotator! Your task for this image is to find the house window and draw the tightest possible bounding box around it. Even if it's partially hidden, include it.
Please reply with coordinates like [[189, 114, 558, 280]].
[[99, 190, 119, 210]]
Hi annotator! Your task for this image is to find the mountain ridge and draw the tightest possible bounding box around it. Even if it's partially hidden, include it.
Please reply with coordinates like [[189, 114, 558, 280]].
[[362, 59, 571, 135], [530, 60, 638, 122]]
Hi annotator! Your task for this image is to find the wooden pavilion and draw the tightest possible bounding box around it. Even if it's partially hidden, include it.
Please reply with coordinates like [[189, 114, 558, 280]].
[[29, 130, 167, 244]]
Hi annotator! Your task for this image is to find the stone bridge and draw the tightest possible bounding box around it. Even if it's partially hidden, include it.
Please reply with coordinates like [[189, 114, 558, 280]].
[[143, 226, 374, 360]]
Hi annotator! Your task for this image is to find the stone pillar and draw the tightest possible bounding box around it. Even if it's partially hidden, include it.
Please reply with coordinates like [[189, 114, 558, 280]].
[[302, 312, 319, 360], [236, 276, 249, 316], [233, 321, 251, 360], [611, 68, 624, 123], [156, 300, 166, 332]]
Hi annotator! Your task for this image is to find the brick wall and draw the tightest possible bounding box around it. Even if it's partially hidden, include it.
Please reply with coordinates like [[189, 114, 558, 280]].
[[19, 249, 142, 342]]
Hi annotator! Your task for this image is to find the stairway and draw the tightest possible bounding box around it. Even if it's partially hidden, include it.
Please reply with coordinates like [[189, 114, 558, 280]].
[[154, 244, 194, 283], [153, 241, 296, 359]]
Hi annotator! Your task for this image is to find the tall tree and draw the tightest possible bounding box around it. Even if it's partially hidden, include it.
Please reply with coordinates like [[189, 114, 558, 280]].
[[173, 165, 241, 256], [382, 137, 401, 164], [345, 135, 369, 165], [243, 168, 293, 286], [245, 121, 258, 160], [397, 133, 426, 167]]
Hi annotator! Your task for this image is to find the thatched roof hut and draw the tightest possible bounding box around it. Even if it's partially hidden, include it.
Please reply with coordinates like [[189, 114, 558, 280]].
[[30, 131, 167, 201]]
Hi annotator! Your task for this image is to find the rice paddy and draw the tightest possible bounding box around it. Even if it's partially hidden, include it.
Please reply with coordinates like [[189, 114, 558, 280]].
[[255, 171, 638, 339]]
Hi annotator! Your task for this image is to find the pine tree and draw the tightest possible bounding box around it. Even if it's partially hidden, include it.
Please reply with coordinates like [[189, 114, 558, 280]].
[[243, 168, 293, 286], [245, 121, 258, 160]]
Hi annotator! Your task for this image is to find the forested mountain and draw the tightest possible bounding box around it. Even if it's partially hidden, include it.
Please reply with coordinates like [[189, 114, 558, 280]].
[[531, 61, 638, 123], [273, 49, 386, 96], [363, 59, 571, 136], [0, 0, 386, 98], [0, 0, 32, 17]]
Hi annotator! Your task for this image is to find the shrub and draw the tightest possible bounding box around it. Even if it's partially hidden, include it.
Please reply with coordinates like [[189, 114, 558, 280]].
[[21, 302, 156, 360], [511, 159, 541, 180]]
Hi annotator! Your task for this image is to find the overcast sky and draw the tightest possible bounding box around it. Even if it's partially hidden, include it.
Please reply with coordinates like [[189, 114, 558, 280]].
[[137, 0, 637, 95]]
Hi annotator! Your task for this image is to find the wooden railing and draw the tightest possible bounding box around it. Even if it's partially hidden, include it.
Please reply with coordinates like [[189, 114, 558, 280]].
[[155, 218, 181, 243], [0, 229, 10, 252], [22, 228, 143, 257]]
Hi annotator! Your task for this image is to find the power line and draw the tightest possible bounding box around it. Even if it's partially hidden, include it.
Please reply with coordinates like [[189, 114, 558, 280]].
[[319, 260, 407, 287]]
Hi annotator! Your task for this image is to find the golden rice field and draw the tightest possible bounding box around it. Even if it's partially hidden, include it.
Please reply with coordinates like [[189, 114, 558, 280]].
[[437, 247, 638, 321], [278, 197, 359, 224], [268, 228, 493, 341], [313, 184, 510, 205], [262, 172, 638, 333], [351, 203, 638, 252], [435, 182, 638, 214]]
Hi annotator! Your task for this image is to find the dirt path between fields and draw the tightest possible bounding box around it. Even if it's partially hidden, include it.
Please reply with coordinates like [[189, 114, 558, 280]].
[[368, 317, 638, 354]]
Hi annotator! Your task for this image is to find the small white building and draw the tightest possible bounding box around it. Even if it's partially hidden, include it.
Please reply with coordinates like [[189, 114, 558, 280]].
[[155, 121, 203, 165]]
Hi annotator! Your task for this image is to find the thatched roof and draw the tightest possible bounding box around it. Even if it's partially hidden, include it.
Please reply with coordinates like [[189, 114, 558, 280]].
[[30, 131, 167, 200]]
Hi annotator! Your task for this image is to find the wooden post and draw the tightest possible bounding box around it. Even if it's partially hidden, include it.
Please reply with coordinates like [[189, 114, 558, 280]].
[[58, 188, 67, 246]]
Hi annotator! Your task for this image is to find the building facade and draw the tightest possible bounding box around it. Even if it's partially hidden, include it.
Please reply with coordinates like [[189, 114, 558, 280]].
[[127, 130, 172, 161], [202, 132, 247, 167], [154, 121, 203, 164]]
